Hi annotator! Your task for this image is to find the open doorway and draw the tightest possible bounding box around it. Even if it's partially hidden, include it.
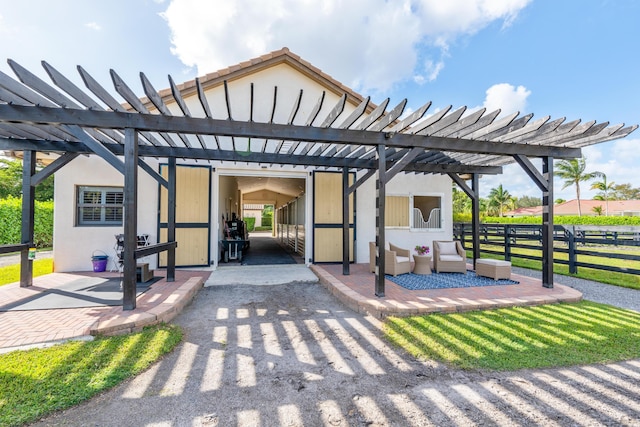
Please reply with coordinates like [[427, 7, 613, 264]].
[[217, 173, 306, 266]]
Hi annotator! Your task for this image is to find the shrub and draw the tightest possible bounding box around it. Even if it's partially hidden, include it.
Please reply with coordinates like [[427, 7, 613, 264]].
[[477, 215, 640, 226], [243, 217, 256, 232], [261, 216, 272, 227], [0, 197, 53, 248]]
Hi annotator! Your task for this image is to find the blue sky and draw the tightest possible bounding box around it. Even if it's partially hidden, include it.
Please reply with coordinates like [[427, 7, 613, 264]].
[[0, 0, 638, 200]]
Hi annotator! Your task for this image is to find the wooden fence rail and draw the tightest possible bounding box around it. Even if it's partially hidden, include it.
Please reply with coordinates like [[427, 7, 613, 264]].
[[454, 223, 640, 276]]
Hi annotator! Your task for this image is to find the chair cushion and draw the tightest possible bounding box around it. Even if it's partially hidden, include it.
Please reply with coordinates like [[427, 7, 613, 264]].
[[440, 254, 463, 262], [438, 241, 458, 255], [476, 259, 510, 267], [396, 256, 411, 263]]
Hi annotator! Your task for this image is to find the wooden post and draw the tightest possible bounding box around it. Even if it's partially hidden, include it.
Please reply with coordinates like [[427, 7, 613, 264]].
[[471, 173, 480, 269], [567, 226, 577, 274], [123, 128, 138, 310], [342, 166, 350, 275], [167, 157, 176, 282], [20, 150, 36, 288], [375, 144, 386, 297], [542, 156, 554, 288], [504, 224, 512, 261]]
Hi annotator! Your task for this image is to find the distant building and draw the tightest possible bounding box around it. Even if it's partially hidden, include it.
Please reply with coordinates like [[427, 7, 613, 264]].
[[243, 204, 265, 227], [505, 200, 640, 217]]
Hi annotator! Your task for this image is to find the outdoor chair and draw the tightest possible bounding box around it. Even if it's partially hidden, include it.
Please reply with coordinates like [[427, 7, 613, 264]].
[[369, 241, 412, 276], [433, 240, 467, 273]]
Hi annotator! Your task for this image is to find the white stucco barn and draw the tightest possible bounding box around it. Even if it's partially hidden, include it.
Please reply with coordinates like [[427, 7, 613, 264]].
[[52, 48, 455, 272]]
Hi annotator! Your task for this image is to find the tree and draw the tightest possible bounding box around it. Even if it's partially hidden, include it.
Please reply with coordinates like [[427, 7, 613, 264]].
[[452, 187, 471, 215], [554, 157, 602, 216], [515, 195, 542, 208], [592, 205, 604, 216], [488, 184, 514, 217], [590, 174, 615, 216], [0, 158, 54, 201], [0, 159, 23, 199], [611, 183, 640, 200]]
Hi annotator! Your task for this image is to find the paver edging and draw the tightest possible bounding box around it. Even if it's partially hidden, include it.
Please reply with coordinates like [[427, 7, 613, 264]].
[[90, 276, 204, 337]]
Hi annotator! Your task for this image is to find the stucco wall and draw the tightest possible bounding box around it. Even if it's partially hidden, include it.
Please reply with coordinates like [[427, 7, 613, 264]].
[[53, 155, 160, 272], [354, 171, 453, 263]]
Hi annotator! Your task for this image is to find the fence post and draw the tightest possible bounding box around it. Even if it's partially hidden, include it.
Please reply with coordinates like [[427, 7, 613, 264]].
[[567, 226, 577, 274], [504, 224, 511, 261]]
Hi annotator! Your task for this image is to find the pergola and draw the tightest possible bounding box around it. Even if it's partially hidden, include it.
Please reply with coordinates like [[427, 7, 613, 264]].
[[0, 52, 636, 309]]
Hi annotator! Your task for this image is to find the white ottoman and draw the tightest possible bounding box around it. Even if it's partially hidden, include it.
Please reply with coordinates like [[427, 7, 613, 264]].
[[475, 259, 512, 280]]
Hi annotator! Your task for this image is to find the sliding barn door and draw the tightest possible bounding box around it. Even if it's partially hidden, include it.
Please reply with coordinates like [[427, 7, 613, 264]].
[[313, 171, 354, 262], [158, 164, 211, 267]]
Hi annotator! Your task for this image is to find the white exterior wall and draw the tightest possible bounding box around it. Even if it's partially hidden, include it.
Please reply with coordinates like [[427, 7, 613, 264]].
[[354, 171, 453, 263], [53, 155, 160, 272]]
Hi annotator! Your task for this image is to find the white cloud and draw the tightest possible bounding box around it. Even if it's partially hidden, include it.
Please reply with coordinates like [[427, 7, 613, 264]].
[[0, 13, 16, 38], [475, 82, 535, 198], [84, 22, 102, 31], [422, 59, 446, 82], [579, 138, 640, 198], [483, 83, 531, 115], [161, 0, 531, 94]]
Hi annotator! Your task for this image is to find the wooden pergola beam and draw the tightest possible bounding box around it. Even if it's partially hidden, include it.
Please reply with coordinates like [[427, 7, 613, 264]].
[[0, 137, 504, 175], [0, 104, 585, 159]]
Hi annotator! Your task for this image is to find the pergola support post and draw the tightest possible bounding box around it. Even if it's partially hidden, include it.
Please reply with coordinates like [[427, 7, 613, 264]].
[[470, 174, 481, 268], [449, 173, 480, 268], [342, 166, 350, 275], [123, 128, 138, 310], [514, 154, 555, 288], [341, 169, 376, 276], [542, 156, 554, 288], [167, 157, 177, 281], [375, 144, 386, 297], [20, 150, 36, 288]]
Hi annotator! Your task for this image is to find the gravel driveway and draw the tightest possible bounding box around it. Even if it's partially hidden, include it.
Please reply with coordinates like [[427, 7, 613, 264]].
[[32, 279, 640, 426]]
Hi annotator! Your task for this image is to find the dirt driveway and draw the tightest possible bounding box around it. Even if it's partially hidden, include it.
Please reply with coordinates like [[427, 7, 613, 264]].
[[33, 282, 640, 426]]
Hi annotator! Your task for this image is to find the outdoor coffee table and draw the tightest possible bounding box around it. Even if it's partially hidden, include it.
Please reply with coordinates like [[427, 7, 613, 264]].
[[413, 254, 432, 275], [475, 258, 512, 280]]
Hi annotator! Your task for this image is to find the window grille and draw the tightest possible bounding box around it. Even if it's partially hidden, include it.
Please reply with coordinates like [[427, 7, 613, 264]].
[[77, 186, 124, 226]]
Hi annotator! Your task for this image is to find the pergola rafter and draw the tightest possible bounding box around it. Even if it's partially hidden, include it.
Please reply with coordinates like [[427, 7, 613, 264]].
[[0, 50, 636, 306]]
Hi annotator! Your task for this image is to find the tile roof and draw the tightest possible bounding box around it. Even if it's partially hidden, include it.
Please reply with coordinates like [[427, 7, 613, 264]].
[[505, 199, 640, 216], [147, 47, 371, 112]]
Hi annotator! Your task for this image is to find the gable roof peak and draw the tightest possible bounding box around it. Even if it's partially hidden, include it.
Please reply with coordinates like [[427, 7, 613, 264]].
[[147, 47, 368, 111]]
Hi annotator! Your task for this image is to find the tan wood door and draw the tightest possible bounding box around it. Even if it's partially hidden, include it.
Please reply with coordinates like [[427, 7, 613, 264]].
[[158, 164, 211, 267], [313, 171, 354, 262]]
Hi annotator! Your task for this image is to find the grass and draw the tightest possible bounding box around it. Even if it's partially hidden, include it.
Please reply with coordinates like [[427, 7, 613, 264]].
[[384, 301, 640, 371], [0, 323, 183, 427], [0, 258, 54, 286]]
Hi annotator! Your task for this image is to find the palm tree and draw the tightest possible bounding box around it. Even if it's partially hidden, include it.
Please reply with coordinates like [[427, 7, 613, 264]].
[[554, 157, 602, 216], [590, 174, 615, 216], [488, 184, 514, 217]]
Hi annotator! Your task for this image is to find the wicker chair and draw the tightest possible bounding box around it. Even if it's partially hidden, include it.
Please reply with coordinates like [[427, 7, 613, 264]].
[[369, 241, 412, 276], [433, 240, 467, 273]]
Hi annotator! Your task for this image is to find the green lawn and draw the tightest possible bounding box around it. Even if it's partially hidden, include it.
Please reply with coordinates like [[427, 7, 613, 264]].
[[0, 258, 54, 286], [0, 324, 182, 427], [384, 301, 640, 371]]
